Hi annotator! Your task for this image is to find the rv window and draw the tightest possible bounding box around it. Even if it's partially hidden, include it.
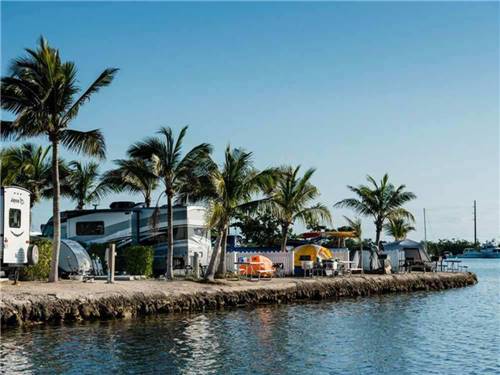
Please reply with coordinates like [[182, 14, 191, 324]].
[[174, 226, 187, 240], [193, 227, 207, 237], [9, 209, 22, 228], [76, 221, 105, 236]]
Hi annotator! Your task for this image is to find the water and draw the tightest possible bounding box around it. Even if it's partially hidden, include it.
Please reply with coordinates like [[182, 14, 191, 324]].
[[1, 259, 499, 374]]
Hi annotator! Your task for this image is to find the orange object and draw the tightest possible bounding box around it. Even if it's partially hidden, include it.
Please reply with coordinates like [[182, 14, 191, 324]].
[[239, 255, 274, 277]]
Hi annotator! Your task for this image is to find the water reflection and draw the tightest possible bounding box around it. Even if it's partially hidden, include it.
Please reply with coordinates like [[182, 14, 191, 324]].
[[1, 259, 499, 374]]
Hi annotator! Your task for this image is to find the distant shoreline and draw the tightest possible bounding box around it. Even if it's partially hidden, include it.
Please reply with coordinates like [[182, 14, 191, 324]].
[[1, 272, 477, 329]]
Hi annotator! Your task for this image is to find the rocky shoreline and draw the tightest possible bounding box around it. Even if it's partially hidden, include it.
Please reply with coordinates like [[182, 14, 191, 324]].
[[0, 272, 477, 328]]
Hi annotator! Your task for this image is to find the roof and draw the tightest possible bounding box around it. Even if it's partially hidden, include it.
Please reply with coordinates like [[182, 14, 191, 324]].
[[383, 239, 423, 251]]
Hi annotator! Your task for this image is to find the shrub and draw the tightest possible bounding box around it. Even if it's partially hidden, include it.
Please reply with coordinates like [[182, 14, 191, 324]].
[[19, 238, 52, 281], [124, 245, 154, 277]]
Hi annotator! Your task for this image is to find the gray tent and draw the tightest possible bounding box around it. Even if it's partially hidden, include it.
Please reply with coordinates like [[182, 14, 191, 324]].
[[382, 239, 431, 271]]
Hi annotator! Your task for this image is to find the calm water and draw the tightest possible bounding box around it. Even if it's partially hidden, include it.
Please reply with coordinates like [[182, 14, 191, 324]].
[[1, 259, 499, 374]]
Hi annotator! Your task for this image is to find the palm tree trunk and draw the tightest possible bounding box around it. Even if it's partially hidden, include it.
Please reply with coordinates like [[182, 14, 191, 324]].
[[48, 140, 60, 282], [375, 223, 382, 252], [165, 192, 174, 280], [215, 226, 228, 278], [280, 224, 289, 252], [359, 240, 364, 273], [205, 228, 224, 281], [145, 194, 151, 208]]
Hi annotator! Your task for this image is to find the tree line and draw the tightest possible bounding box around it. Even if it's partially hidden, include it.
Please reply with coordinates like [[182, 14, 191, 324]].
[[1, 37, 417, 282]]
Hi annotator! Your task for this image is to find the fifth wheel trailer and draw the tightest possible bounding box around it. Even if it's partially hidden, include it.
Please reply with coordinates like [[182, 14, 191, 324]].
[[41, 202, 212, 274], [0, 186, 38, 273]]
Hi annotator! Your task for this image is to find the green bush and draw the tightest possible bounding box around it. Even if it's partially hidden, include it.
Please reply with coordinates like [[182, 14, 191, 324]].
[[19, 238, 52, 281], [124, 245, 154, 277]]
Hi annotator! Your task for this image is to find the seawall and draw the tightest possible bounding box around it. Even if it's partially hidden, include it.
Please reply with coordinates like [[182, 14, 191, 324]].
[[0, 272, 477, 328]]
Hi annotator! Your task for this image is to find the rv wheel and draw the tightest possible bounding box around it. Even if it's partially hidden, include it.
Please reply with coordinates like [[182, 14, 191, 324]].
[[27, 245, 39, 266]]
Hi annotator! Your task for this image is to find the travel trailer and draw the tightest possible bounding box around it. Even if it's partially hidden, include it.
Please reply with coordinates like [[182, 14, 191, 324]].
[[41, 202, 212, 274], [0, 186, 38, 272], [59, 239, 93, 276]]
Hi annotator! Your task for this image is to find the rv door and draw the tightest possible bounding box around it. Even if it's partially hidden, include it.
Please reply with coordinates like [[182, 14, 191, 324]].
[[1, 187, 31, 265]]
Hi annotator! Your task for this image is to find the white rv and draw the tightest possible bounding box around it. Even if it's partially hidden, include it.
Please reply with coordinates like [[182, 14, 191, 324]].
[[0, 186, 38, 271], [41, 202, 212, 274]]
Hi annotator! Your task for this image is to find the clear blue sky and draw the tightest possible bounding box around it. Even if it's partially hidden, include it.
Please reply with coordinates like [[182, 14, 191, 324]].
[[1, 1, 499, 242]]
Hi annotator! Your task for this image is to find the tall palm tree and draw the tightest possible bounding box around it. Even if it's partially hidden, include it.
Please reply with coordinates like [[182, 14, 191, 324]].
[[267, 166, 331, 252], [64, 161, 108, 210], [128, 126, 212, 280], [344, 216, 364, 272], [335, 173, 416, 250], [203, 147, 275, 281], [384, 216, 415, 241], [0, 143, 54, 208], [101, 158, 158, 207], [1, 37, 118, 282]]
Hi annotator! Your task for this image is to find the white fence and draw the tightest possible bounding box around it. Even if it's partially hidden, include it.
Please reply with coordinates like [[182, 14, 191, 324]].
[[225, 247, 353, 276], [225, 250, 295, 275], [330, 248, 350, 263]]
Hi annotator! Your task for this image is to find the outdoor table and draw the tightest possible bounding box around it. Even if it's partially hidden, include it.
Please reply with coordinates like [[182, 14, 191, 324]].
[[234, 262, 250, 279], [443, 259, 461, 272], [234, 261, 264, 280]]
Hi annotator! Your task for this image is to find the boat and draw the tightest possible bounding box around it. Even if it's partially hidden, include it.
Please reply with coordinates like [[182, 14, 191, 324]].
[[457, 241, 500, 258]]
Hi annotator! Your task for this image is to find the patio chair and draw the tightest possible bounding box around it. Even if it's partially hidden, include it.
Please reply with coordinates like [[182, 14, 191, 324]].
[[273, 263, 285, 277]]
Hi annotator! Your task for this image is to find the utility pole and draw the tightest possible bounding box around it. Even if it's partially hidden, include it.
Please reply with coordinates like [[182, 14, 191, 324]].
[[423, 208, 427, 249], [473, 200, 477, 247]]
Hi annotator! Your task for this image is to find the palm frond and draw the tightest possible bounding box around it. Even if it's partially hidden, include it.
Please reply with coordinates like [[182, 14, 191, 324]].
[[63, 68, 119, 123], [60, 129, 106, 159]]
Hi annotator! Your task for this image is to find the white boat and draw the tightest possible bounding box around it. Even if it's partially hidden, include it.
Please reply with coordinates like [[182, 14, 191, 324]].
[[458, 241, 500, 258]]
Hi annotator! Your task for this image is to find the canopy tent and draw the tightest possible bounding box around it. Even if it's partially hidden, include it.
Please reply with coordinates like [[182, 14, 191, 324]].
[[382, 239, 431, 271], [301, 231, 357, 239], [300, 231, 357, 249], [293, 244, 333, 267]]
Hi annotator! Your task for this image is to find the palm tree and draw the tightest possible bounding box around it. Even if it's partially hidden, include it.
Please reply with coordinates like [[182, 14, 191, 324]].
[[267, 166, 331, 252], [203, 147, 275, 281], [344, 216, 363, 272], [64, 161, 108, 210], [384, 216, 415, 241], [1, 37, 118, 282], [101, 158, 158, 207], [0, 143, 54, 208], [335, 173, 416, 250], [128, 126, 212, 280]]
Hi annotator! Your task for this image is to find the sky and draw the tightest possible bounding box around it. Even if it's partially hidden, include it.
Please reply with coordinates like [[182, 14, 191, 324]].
[[1, 1, 499, 242]]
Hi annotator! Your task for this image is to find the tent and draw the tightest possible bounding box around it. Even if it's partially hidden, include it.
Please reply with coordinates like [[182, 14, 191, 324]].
[[293, 244, 333, 268], [238, 255, 274, 277], [382, 239, 431, 272]]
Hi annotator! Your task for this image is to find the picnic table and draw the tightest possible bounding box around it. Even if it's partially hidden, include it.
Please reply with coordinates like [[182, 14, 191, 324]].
[[235, 261, 266, 280], [443, 259, 462, 272]]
